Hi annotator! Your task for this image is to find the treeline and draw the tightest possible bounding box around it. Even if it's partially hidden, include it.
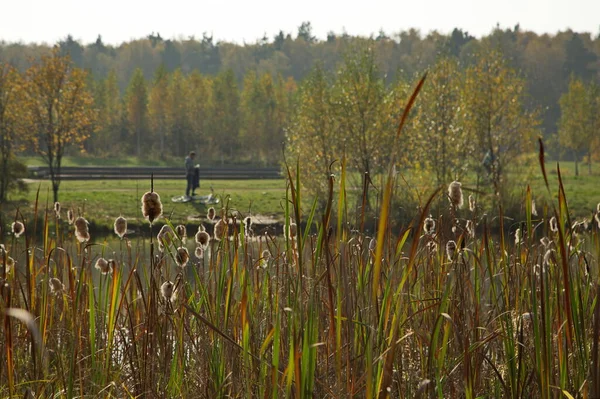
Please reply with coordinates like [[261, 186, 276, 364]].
[[1, 23, 599, 140]]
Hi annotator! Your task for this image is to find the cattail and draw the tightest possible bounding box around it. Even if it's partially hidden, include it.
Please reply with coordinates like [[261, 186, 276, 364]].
[[466, 220, 475, 238], [157, 225, 174, 252], [94, 257, 111, 274], [141, 191, 163, 224], [468, 195, 476, 212], [114, 216, 127, 239], [448, 181, 463, 209], [67, 208, 75, 225], [207, 207, 216, 221], [194, 246, 204, 259], [287, 222, 298, 240], [531, 199, 538, 216], [197, 224, 206, 232], [54, 202, 61, 218], [195, 230, 210, 249], [175, 246, 190, 268], [74, 217, 90, 243], [1, 256, 14, 274], [446, 240, 457, 261], [514, 228, 522, 246], [243, 216, 253, 236], [368, 237, 376, 251], [160, 281, 176, 301], [260, 249, 271, 268], [549, 216, 558, 233], [595, 212, 600, 228], [175, 224, 187, 242], [11, 221, 24, 238], [49, 277, 64, 294], [597, 203, 600, 213], [423, 217, 435, 235], [426, 241, 438, 253], [107, 259, 118, 272], [543, 249, 555, 267], [214, 219, 226, 241]]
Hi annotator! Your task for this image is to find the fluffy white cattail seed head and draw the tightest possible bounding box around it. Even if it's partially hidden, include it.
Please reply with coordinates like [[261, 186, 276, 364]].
[[448, 181, 464, 209], [141, 191, 163, 224], [114, 216, 127, 239], [74, 217, 90, 243]]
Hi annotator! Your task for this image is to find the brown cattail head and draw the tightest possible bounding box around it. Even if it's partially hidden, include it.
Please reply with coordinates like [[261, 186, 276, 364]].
[[195, 230, 210, 249], [368, 237, 376, 251], [160, 281, 176, 301], [213, 219, 226, 241], [448, 181, 463, 209], [157, 225, 174, 252], [446, 240, 457, 261], [260, 249, 271, 268], [94, 257, 111, 274], [468, 195, 476, 212], [423, 217, 435, 235], [531, 199, 538, 217], [1, 256, 15, 274], [11, 221, 24, 238], [176, 246, 190, 268], [141, 191, 163, 224], [74, 217, 90, 243], [175, 224, 187, 242], [243, 216, 253, 235], [54, 202, 61, 218], [67, 208, 75, 225], [49, 277, 64, 294], [114, 216, 127, 239], [195, 246, 204, 259], [287, 222, 297, 240], [107, 259, 118, 272], [207, 207, 216, 221], [549, 216, 558, 233], [466, 220, 475, 238]]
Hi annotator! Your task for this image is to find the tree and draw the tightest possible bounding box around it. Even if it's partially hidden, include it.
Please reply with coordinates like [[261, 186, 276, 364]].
[[412, 57, 466, 186], [148, 65, 169, 155], [24, 48, 96, 202], [461, 49, 540, 196], [167, 68, 192, 157], [0, 63, 29, 202], [125, 68, 149, 157], [286, 64, 338, 204], [209, 69, 240, 160], [558, 77, 600, 175]]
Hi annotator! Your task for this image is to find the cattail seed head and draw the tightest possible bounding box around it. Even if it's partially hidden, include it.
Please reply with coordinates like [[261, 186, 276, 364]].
[[260, 249, 271, 268], [531, 199, 538, 216], [287, 222, 297, 240], [195, 230, 210, 249], [514, 228, 522, 246], [214, 219, 226, 241], [197, 224, 206, 232], [468, 195, 476, 212], [466, 220, 475, 238], [107, 259, 118, 272], [175, 246, 190, 268], [595, 212, 600, 229], [160, 281, 176, 301], [175, 224, 187, 242], [67, 208, 75, 225], [94, 257, 111, 274], [74, 217, 90, 243], [141, 191, 163, 224], [207, 207, 216, 221], [54, 202, 61, 218], [243, 216, 253, 235], [423, 217, 435, 235], [157, 225, 174, 252], [446, 240, 457, 261], [49, 277, 64, 294], [1, 256, 15, 274], [11, 221, 24, 238], [368, 237, 377, 251], [194, 246, 204, 259], [448, 181, 463, 209], [549, 216, 558, 233], [114, 216, 127, 239]]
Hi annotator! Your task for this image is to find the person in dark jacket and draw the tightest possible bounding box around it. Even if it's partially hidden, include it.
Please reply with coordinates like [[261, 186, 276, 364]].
[[185, 151, 196, 197]]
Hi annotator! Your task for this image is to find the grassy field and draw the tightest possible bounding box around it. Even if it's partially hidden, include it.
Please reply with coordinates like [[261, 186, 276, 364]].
[[6, 178, 287, 233]]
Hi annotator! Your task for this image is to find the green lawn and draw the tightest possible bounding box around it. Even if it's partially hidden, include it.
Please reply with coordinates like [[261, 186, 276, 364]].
[[6, 178, 288, 232]]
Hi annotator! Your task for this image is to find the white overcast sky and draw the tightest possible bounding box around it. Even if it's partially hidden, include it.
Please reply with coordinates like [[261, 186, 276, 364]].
[[0, 0, 598, 45]]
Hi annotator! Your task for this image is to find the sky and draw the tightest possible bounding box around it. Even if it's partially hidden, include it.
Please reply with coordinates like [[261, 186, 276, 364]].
[[0, 0, 598, 45]]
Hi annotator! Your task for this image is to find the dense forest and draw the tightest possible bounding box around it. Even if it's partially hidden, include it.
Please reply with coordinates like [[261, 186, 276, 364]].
[[1, 22, 599, 206]]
